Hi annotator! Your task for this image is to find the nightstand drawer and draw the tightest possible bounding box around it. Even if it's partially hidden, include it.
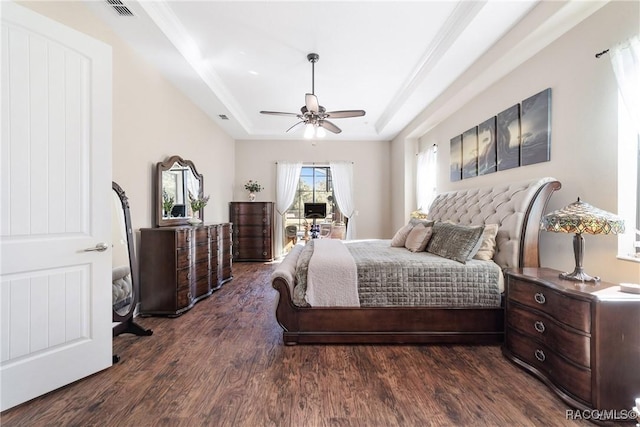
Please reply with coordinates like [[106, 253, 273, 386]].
[[508, 278, 590, 332], [507, 329, 591, 404], [506, 304, 590, 367]]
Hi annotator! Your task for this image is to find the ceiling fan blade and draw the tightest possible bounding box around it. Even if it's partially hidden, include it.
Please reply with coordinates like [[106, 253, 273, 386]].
[[319, 120, 341, 134], [305, 93, 319, 113], [286, 121, 305, 133], [260, 111, 299, 117], [326, 110, 366, 119]]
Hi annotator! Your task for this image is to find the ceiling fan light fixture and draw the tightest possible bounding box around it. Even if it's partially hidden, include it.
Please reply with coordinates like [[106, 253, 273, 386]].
[[304, 123, 315, 139], [316, 125, 326, 138]]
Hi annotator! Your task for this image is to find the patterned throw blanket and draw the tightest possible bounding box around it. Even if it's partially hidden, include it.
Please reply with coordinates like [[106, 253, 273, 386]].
[[293, 239, 502, 308]]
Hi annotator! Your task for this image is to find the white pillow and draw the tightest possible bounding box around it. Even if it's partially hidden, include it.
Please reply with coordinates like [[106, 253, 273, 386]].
[[404, 223, 433, 252], [473, 224, 499, 261], [390, 223, 414, 247]]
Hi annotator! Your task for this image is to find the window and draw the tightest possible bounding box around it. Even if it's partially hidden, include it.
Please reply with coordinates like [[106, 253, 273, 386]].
[[611, 36, 640, 260], [286, 166, 342, 230]]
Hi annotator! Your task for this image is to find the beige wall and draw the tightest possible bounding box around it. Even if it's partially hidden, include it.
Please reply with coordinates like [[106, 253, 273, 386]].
[[411, 1, 639, 284], [234, 139, 391, 239], [18, 1, 236, 235]]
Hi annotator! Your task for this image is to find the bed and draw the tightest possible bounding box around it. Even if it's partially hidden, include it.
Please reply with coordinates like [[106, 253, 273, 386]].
[[271, 177, 561, 345]]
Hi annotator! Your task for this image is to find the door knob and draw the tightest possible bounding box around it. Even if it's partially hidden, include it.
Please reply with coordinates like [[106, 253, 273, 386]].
[[84, 242, 109, 252]]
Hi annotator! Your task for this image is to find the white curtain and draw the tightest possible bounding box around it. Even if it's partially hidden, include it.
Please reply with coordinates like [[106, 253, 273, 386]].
[[329, 161, 356, 240], [610, 35, 640, 134], [610, 35, 640, 252], [275, 161, 302, 258], [416, 144, 438, 212]]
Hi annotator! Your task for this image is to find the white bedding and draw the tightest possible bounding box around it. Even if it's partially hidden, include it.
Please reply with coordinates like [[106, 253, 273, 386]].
[[306, 239, 359, 307]]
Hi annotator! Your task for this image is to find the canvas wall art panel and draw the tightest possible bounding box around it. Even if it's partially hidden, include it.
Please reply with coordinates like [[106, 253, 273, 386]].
[[450, 135, 462, 182], [497, 104, 521, 171], [521, 88, 551, 166], [477, 116, 497, 175], [462, 127, 478, 179]]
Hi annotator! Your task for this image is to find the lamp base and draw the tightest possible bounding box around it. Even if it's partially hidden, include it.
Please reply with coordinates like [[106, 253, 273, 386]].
[[559, 268, 600, 283], [559, 233, 600, 283]]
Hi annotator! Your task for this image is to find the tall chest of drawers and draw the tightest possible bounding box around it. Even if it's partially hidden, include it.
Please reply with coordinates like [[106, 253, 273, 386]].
[[139, 224, 233, 316], [503, 268, 640, 412], [229, 202, 274, 261]]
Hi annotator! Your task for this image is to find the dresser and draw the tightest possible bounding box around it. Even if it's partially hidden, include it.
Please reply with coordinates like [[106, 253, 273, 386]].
[[229, 202, 274, 261], [503, 268, 640, 412], [139, 223, 233, 316]]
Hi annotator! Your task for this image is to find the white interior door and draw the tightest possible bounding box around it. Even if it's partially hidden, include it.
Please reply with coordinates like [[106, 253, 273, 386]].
[[1, 2, 112, 411]]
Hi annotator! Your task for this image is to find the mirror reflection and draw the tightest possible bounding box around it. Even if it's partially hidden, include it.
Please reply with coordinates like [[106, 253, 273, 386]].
[[156, 155, 204, 227], [161, 162, 201, 219]]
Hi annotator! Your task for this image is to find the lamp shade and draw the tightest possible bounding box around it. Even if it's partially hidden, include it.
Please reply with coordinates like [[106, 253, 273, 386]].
[[541, 198, 625, 235]]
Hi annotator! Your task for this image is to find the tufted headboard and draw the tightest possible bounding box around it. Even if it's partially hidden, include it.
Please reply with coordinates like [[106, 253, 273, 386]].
[[427, 177, 561, 270]]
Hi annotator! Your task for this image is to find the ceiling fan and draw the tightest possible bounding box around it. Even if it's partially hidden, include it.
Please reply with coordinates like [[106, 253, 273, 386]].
[[260, 53, 366, 138]]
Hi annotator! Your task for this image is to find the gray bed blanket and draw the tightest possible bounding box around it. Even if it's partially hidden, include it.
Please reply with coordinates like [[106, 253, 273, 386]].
[[293, 239, 502, 308]]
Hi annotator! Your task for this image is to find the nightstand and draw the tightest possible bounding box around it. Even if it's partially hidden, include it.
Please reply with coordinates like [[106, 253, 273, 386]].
[[503, 267, 640, 412]]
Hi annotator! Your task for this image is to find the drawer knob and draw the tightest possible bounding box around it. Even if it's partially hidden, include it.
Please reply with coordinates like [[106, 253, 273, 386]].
[[534, 292, 546, 304], [534, 349, 546, 362], [534, 320, 546, 333]]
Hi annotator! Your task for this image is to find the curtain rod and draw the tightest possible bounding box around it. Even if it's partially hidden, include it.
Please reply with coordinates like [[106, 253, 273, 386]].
[[415, 143, 438, 156], [275, 161, 354, 164], [595, 48, 609, 59]]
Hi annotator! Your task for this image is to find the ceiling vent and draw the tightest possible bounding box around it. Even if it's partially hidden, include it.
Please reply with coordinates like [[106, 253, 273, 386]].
[[106, 0, 134, 17], [219, 115, 229, 120]]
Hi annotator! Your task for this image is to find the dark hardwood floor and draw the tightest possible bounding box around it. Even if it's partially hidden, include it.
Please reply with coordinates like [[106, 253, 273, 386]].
[[1, 261, 602, 426]]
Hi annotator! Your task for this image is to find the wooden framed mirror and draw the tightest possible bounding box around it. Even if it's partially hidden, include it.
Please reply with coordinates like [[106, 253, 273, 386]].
[[156, 155, 204, 227], [112, 182, 152, 338]]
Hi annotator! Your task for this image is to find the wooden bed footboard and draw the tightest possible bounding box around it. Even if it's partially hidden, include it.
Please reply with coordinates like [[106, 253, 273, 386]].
[[272, 178, 561, 345], [272, 277, 504, 345]]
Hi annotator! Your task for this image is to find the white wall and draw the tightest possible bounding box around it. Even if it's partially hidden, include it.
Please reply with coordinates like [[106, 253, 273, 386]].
[[413, 1, 639, 284], [234, 139, 391, 239], [18, 1, 236, 233]]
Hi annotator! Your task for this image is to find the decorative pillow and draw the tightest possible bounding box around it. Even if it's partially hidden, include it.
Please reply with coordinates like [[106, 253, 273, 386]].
[[426, 222, 485, 263], [391, 223, 414, 247], [409, 218, 435, 228], [473, 224, 499, 261], [404, 223, 433, 252]]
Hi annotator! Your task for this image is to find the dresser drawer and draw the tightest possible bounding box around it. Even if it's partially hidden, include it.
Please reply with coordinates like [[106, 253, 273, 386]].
[[194, 244, 209, 263], [233, 236, 272, 249], [175, 229, 192, 249], [234, 247, 272, 260], [231, 202, 272, 215], [193, 226, 209, 242], [508, 278, 590, 332], [232, 224, 272, 237], [176, 267, 191, 289], [194, 274, 210, 298], [176, 287, 194, 310], [507, 304, 590, 367], [507, 329, 592, 404], [231, 215, 272, 228], [176, 247, 191, 270]]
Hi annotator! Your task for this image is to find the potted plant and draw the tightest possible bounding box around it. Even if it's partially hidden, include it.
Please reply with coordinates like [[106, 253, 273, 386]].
[[162, 191, 175, 218], [244, 180, 262, 202]]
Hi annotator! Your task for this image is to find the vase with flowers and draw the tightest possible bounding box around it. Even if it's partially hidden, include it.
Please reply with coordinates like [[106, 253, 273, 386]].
[[188, 192, 210, 225], [162, 190, 175, 218], [244, 180, 262, 202]]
